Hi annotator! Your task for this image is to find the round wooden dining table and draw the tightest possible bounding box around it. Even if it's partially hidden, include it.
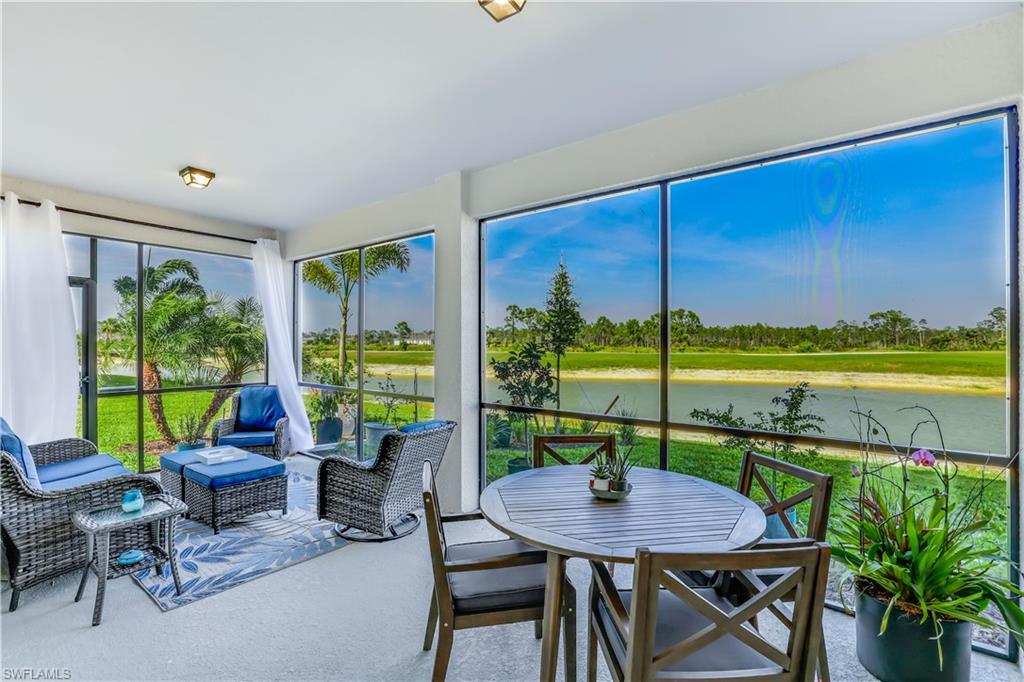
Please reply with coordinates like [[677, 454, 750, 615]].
[[479, 465, 767, 682]]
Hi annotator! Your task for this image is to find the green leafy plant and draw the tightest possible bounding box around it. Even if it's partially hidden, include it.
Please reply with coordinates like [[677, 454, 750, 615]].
[[589, 459, 611, 480], [308, 360, 353, 424], [605, 446, 636, 483], [832, 406, 1024, 668], [176, 413, 205, 446]]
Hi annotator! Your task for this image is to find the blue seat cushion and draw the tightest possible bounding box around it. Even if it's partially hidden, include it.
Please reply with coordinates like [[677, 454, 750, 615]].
[[218, 431, 276, 448], [183, 453, 285, 490], [159, 449, 207, 474], [398, 419, 448, 434], [236, 386, 286, 431], [1, 417, 41, 489], [41, 463, 128, 491], [37, 453, 126, 484]]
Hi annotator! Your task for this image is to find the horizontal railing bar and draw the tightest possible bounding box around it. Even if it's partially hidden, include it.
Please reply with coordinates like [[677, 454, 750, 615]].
[[98, 382, 264, 396], [297, 381, 433, 403], [481, 402, 1009, 467]]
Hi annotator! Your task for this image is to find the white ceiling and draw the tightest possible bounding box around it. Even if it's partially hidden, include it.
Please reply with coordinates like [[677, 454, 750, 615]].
[[2, 2, 1017, 230]]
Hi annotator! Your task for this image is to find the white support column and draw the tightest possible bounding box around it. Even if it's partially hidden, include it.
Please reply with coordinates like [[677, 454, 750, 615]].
[[431, 173, 481, 512]]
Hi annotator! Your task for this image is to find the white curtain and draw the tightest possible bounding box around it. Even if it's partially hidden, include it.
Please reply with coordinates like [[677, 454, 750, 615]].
[[0, 193, 79, 443], [251, 238, 314, 452]]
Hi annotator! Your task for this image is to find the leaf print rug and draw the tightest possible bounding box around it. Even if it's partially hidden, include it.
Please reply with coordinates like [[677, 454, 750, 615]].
[[131, 458, 349, 610]]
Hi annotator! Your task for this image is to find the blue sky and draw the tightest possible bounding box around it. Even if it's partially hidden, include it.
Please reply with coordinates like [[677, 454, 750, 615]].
[[486, 116, 1008, 329], [301, 234, 435, 334], [65, 237, 258, 323]]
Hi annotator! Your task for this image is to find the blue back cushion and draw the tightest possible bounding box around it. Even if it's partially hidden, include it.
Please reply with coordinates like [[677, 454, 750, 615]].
[[398, 419, 448, 434], [237, 386, 286, 431], [0, 417, 41, 489]]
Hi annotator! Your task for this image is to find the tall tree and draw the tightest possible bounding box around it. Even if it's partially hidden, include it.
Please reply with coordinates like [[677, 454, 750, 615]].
[[301, 243, 410, 371], [867, 309, 915, 347], [504, 304, 523, 345], [395, 320, 412, 350], [111, 257, 213, 443], [540, 260, 584, 413]]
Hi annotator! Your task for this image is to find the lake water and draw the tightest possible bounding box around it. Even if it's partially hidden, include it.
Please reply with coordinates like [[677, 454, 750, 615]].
[[385, 375, 1007, 456]]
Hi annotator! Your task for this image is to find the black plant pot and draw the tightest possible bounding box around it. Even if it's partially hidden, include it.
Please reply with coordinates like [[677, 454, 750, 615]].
[[856, 589, 973, 682], [507, 457, 531, 475], [316, 418, 343, 445]]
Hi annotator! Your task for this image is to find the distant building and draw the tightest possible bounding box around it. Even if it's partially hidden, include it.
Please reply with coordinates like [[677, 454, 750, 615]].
[[393, 331, 433, 346]]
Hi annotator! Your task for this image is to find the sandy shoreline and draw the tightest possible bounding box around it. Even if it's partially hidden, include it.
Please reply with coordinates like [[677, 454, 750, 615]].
[[365, 363, 1003, 395]]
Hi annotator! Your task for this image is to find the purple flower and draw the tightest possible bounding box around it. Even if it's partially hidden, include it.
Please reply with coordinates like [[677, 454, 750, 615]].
[[851, 464, 860, 477], [911, 449, 936, 467]]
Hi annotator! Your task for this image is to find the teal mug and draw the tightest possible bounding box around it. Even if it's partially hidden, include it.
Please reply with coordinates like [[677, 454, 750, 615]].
[[121, 488, 145, 514]]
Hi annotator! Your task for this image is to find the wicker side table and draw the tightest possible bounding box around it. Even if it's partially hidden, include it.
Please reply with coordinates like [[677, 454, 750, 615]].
[[71, 494, 187, 626]]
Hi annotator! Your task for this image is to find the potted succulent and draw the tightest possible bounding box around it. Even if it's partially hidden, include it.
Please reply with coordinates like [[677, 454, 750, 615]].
[[175, 413, 206, 451], [833, 407, 1024, 682], [606, 447, 636, 493], [589, 448, 635, 498], [589, 458, 612, 492]]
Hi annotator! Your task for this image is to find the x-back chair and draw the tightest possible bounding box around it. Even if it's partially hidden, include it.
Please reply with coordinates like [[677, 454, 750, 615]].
[[532, 432, 616, 468], [421, 460, 577, 681], [588, 541, 831, 681]]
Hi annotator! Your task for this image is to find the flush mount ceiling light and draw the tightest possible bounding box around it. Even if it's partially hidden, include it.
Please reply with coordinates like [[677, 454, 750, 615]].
[[479, 0, 526, 23], [178, 166, 215, 189]]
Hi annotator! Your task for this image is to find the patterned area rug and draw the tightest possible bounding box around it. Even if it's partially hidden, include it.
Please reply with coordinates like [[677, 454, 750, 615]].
[[132, 459, 348, 610]]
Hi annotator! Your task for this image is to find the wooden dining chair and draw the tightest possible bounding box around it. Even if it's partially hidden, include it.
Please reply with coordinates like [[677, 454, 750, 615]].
[[421, 461, 577, 681], [587, 541, 831, 682], [738, 451, 834, 543], [735, 451, 834, 682], [532, 432, 616, 468]]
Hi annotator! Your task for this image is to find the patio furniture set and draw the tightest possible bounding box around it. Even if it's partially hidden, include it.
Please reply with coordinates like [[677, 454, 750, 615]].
[[1, 385, 457, 626], [421, 433, 835, 682]]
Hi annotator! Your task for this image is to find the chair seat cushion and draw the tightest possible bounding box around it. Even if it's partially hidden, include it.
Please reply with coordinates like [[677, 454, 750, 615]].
[[37, 453, 126, 484], [446, 539, 547, 614], [159, 449, 206, 474], [236, 386, 287, 431], [1, 416, 41, 489], [398, 419, 447, 434], [183, 453, 285, 490], [596, 586, 780, 675], [41, 463, 128, 491], [218, 431, 276, 448]]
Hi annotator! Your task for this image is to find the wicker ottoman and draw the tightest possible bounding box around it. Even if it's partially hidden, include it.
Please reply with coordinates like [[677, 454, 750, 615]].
[[182, 453, 287, 534], [159, 446, 250, 501]]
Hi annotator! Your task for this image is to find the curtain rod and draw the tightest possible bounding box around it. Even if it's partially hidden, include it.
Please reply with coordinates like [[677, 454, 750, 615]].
[[0, 195, 258, 245]]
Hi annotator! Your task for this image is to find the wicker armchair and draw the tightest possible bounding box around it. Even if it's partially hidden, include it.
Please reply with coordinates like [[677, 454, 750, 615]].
[[1, 439, 162, 611], [317, 421, 456, 542], [211, 387, 291, 461]]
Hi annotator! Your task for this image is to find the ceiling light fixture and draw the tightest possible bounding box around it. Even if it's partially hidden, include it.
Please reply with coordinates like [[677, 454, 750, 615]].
[[179, 166, 215, 189], [479, 0, 526, 23]]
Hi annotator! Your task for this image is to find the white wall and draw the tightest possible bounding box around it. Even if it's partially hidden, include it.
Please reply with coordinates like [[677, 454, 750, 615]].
[[287, 174, 479, 511], [282, 12, 1023, 514], [467, 11, 1022, 218], [0, 175, 275, 257]]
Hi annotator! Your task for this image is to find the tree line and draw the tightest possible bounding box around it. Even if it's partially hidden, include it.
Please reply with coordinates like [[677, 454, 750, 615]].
[[490, 304, 1006, 352]]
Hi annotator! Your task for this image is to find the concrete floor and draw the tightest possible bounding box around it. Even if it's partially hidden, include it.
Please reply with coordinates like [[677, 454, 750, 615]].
[[1, 457, 1021, 681]]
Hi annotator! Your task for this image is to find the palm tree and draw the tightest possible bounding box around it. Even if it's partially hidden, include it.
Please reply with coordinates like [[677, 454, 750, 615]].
[[111, 257, 213, 444], [197, 295, 266, 430], [301, 243, 410, 372]]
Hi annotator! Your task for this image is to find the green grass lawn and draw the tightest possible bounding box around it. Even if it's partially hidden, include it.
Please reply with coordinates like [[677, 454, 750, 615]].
[[357, 349, 1006, 378], [485, 432, 1010, 552], [86, 390, 435, 471]]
